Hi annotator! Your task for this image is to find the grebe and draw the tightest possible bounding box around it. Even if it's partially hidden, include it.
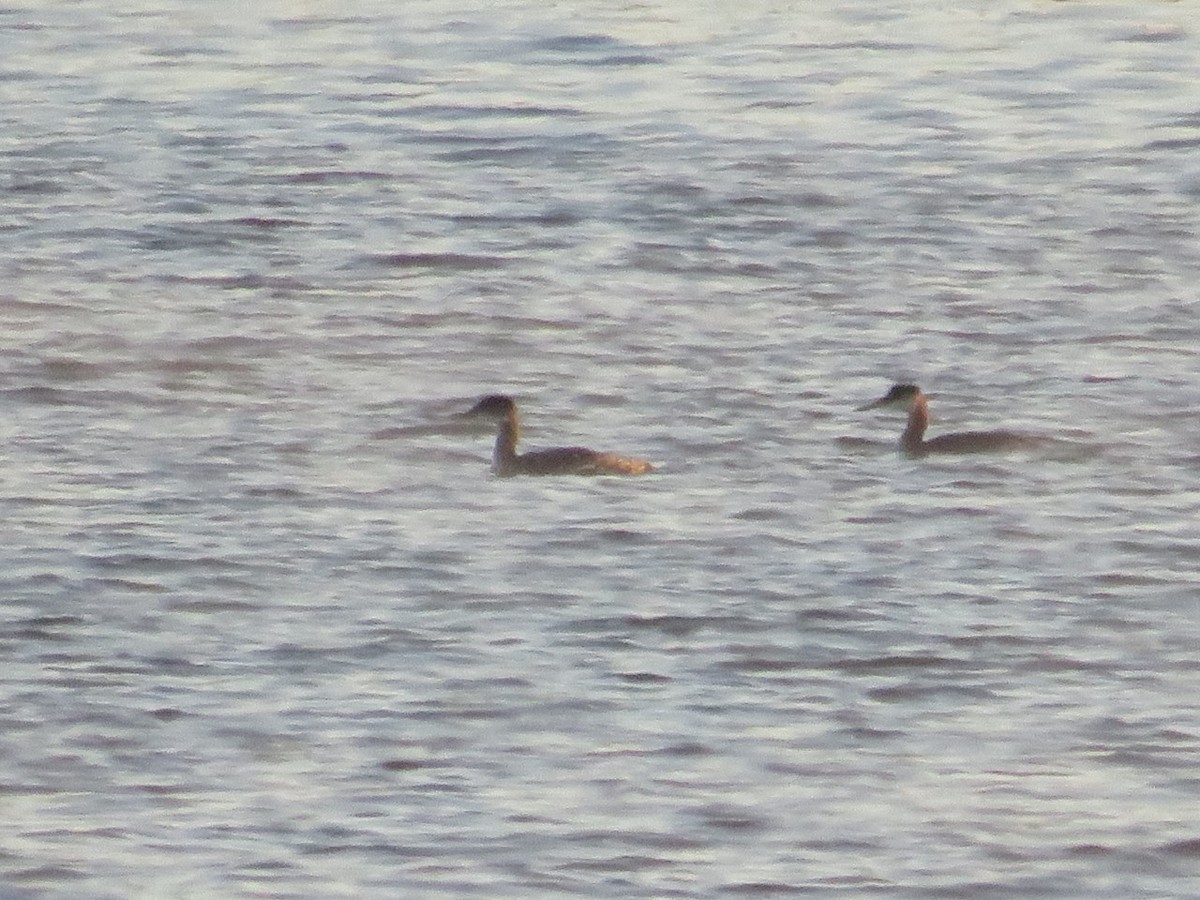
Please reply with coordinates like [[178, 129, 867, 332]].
[[464, 394, 653, 476], [858, 383, 1039, 456]]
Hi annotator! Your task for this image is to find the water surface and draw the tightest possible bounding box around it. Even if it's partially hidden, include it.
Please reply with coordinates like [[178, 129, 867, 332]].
[[3, 1, 1200, 897]]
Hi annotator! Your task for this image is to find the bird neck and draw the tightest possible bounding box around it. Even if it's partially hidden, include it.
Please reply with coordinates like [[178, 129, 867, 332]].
[[902, 393, 930, 452], [493, 409, 520, 471]]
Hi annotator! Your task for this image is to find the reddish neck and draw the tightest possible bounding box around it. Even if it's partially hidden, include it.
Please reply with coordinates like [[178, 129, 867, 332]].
[[493, 410, 520, 471], [902, 394, 930, 452]]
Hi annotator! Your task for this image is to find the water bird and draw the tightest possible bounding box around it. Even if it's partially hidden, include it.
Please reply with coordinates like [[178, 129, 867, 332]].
[[857, 383, 1041, 456], [464, 394, 653, 476]]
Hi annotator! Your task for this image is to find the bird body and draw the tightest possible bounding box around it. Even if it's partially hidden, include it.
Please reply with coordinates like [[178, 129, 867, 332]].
[[858, 384, 1038, 456], [465, 394, 653, 476]]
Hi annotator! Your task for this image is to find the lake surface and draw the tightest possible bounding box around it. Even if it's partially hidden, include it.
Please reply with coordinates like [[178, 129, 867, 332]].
[[3, 1, 1200, 897]]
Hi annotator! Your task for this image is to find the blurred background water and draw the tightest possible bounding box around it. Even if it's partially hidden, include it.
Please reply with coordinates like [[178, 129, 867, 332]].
[[2, 1, 1200, 897]]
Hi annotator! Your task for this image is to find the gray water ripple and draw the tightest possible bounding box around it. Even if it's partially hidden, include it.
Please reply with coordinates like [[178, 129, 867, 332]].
[[4, 1, 1200, 898]]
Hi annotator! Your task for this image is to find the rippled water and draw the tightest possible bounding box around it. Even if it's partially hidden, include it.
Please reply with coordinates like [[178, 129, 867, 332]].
[[4, 1, 1200, 897]]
